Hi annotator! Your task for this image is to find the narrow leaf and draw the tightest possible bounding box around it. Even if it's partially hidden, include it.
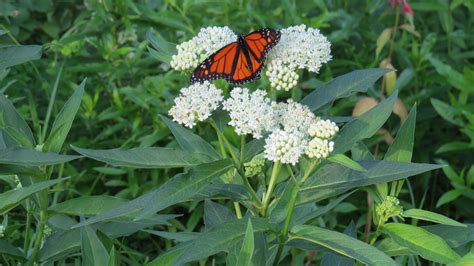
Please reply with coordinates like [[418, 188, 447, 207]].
[[402, 209, 466, 227], [0, 147, 80, 166], [327, 154, 366, 172], [290, 225, 397, 265], [44, 79, 85, 153], [72, 146, 213, 168], [81, 226, 110, 266], [385, 105, 416, 162], [301, 68, 393, 111], [333, 91, 398, 154], [0, 45, 42, 69], [236, 220, 255, 266], [49, 196, 126, 216], [383, 223, 460, 264], [0, 94, 35, 147]]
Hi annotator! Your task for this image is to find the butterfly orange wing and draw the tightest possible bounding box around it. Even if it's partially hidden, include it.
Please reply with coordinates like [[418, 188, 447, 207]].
[[190, 28, 280, 85], [230, 29, 281, 84], [190, 42, 239, 84]]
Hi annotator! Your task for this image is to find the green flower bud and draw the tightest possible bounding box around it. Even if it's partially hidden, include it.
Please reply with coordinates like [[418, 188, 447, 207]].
[[244, 153, 265, 177], [375, 196, 403, 225]]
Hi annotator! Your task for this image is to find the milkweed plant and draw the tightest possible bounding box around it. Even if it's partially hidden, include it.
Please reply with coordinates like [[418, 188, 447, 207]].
[[0, 24, 467, 266]]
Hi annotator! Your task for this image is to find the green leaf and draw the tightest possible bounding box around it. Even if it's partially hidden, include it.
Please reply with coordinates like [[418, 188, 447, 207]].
[[333, 91, 398, 154], [147, 246, 187, 266], [107, 246, 119, 266], [376, 29, 392, 59], [0, 239, 24, 260], [49, 196, 126, 216], [424, 224, 474, 248], [299, 160, 441, 205], [44, 79, 85, 153], [301, 68, 392, 111], [0, 93, 35, 147], [436, 189, 464, 208], [0, 147, 80, 166], [429, 57, 473, 92], [385, 105, 416, 162], [0, 178, 68, 214], [146, 29, 176, 64], [402, 209, 466, 227], [321, 221, 356, 266], [431, 98, 464, 126], [0, 45, 42, 69], [327, 154, 366, 172], [236, 220, 255, 266], [290, 225, 397, 265], [204, 200, 235, 230], [377, 238, 416, 256], [176, 218, 276, 264], [161, 115, 220, 160], [72, 146, 214, 168], [72, 159, 233, 228], [448, 252, 474, 266], [81, 226, 110, 266], [383, 223, 460, 264], [270, 178, 299, 225]]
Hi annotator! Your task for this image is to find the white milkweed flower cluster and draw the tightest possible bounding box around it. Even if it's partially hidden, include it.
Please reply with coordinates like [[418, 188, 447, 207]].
[[266, 25, 332, 91], [264, 100, 338, 164], [168, 25, 336, 165], [264, 129, 306, 165], [170, 26, 237, 71], [223, 88, 275, 139], [168, 81, 223, 128]]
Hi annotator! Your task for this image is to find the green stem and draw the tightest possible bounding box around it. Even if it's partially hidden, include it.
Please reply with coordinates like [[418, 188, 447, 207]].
[[300, 159, 319, 185], [41, 62, 64, 143], [234, 202, 243, 219], [210, 120, 262, 207], [23, 203, 32, 254], [262, 161, 281, 216], [370, 223, 383, 245], [28, 210, 48, 265]]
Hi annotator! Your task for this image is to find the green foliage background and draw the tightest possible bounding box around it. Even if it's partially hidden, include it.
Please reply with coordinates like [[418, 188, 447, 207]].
[[0, 0, 473, 265]]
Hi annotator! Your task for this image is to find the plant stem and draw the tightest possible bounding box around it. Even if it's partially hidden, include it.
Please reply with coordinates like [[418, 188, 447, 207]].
[[240, 135, 245, 163], [28, 210, 48, 265], [210, 120, 262, 208], [274, 181, 300, 265], [301, 159, 319, 185], [262, 161, 281, 216], [41, 62, 64, 143], [234, 202, 242, 219], [23, 203, 32, 255]]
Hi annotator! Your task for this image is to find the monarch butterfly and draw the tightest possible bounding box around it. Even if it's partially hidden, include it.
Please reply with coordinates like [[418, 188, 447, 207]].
[[190, 28, 281, 85]]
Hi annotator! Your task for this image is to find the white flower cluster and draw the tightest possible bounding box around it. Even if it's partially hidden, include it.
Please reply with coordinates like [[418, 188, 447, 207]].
[[264, 129, 306, 165], [223, 88, 275, 139], [266, 25, 332, 91], [170, 26, 237, 71], [168, 81, 223, 128], [264, 100, 339, 164]]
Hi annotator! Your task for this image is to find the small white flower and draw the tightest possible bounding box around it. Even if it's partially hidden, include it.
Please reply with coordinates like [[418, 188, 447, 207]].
[[266, 60, 299, 91], [170, 40, 201, 71], [264, 129, 306, 165], [272, 99, 317, 134], [194, 26, 237, 57], [168, 81, 223, 128], [170, 26, 237, 71], [266, 25, 331, 90], [223, 88, 275, 139], [305, 137, 334, 159], [308, 119, 339, 139]]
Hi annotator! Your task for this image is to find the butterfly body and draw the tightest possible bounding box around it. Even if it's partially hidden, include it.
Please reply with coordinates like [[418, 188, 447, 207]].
[[190, 28, 281, 85]]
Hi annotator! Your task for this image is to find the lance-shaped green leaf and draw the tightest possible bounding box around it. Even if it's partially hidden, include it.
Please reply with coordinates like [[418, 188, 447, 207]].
[[44, 79, 85, 153], [204, 200, 235, 230], [146, 29, 176, 64], [0, 45, 42, 69], [299, 160, 441, 205], [236, 220, 255, 266], [289, 225, 397, 265], [383, 223, 460, 264], [0, 147, 80, 166], [49, 196, 126, 216], [333, 91, 398, 154], [0, 239, 24, 260], [0, 177, 68, 214], [0, 94, 35, 147], [72, 159, 233, 228], [72, 146, 214, 168], [327, 154, 366, 172], [402, 209, 466, 227], [176, 218, 276, 264], [385, 105, 416, 162], [301, 68, 392, 111], [423, 224, 474, 248], [161, 115, 220, 160], [81, 226, 110, 266]]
